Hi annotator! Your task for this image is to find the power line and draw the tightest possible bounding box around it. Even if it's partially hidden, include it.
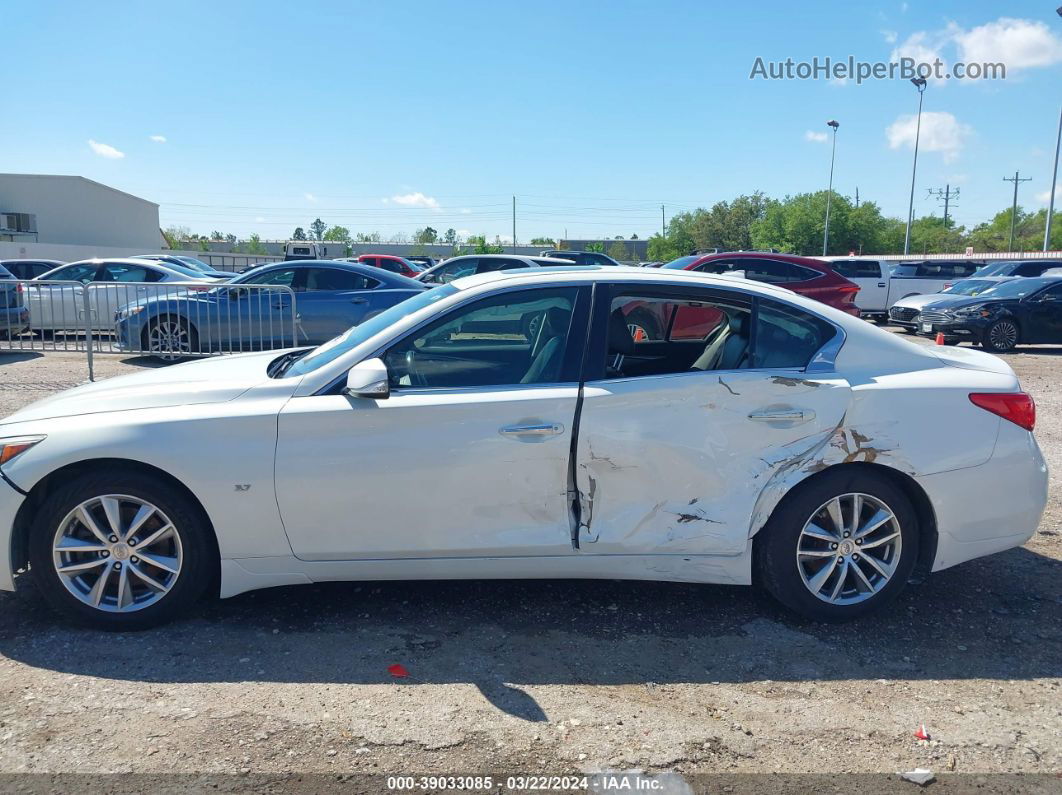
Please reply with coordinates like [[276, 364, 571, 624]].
[[926, 184, 960, 228], [1002, 171, 1032, 251]]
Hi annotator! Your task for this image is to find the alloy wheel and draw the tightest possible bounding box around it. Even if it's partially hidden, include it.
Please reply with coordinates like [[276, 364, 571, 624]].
[[148, 320, 191, 359], [988, 320, 1018, 351], [795, 493, 902, 605], [51, 495, 183, 613]]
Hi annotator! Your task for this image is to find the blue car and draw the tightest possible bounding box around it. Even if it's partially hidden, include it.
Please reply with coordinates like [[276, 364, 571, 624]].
[[115, 260, 426, 358], [0, 264, 30, 340]]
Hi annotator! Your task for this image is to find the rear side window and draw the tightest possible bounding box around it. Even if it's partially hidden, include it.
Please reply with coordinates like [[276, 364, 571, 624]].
[[476, 258, 527, 273], [752, 299, 835, 369], [830, 260, 882, 279], [377, 260, 405, 274], [303, 268, 377, 291], [695, 258, 819, 284], [1015, 262, 1052, 277], [915, 261, 978, 278]]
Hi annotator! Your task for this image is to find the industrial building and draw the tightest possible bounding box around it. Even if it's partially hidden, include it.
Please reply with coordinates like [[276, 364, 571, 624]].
[[0, 173, 161, 250]]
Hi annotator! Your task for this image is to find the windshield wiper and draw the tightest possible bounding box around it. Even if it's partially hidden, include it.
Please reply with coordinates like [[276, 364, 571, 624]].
[[268, 348, 312, 378]]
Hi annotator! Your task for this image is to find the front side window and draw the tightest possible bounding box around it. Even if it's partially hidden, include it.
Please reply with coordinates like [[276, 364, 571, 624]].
[[476, 258, 526, 273], [384, 288, 580, 389], [830, 260, 882, 279], [100, 263, 158, 282], [425, 259, 477, 284], [240, 268, 299, 288]]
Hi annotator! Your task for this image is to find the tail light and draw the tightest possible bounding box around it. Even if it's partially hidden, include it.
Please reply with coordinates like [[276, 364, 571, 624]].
[[837, 284, 860, 303], [942, 282, 953, 290], [969, 392, 1035, 431]]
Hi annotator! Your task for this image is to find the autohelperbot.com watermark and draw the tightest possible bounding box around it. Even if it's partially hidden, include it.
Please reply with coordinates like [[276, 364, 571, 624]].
[[749, 55, 1005, 83]]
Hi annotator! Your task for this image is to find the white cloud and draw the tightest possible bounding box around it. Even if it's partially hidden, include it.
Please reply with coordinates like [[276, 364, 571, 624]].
[[890, 31, 948, 80], [149, 134, 167, 143], [304, 193, 318, 203], [1036, 186, 1062, 204], [87, 139, 124, 159], [886, 111, 971, 162], [390, 191, 439, 209], [951, 18, 1062, 71], [804, 130, 828, 143], [882, 29, 898, 44]]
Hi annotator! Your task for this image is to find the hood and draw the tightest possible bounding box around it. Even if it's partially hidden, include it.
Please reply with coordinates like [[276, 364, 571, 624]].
[[922, 295, 1013, 312], [893, 292, 952, 310], [0, 350, 283, 425]]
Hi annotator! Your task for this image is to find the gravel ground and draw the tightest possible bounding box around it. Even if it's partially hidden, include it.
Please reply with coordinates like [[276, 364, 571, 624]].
[[0, 341, 1059, 789]]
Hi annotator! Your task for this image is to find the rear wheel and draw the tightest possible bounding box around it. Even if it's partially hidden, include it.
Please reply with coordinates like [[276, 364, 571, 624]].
[[29, 471, 214, 630], [756, 469, 918, 621], [981, 319, 1019, 353]]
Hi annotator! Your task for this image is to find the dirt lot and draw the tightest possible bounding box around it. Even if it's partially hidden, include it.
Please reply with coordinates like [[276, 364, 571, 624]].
[[0, 341, 1059, 789]]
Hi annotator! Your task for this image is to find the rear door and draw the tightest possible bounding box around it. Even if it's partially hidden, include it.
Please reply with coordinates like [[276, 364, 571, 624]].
[[1021, 282, 1062, 343], [572, 284, 852, 557], [830, 260, 887, 311]]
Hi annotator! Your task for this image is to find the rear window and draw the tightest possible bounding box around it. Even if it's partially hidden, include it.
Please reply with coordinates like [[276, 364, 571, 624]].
[[829, 259, 881, 279]]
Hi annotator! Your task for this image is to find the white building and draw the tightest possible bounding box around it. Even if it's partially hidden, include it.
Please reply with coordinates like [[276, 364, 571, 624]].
[[0, 173, 161, 250]]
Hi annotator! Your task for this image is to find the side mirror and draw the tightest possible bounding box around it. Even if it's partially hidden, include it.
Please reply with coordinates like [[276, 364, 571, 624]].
[[343, 358, 390, 399]]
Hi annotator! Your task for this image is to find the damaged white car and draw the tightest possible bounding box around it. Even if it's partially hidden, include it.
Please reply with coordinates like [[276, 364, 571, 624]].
[[0, 267, 1048, 629]]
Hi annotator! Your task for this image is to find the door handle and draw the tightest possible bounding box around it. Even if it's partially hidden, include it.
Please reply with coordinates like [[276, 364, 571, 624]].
[[499, 423, 564, 437], [350, 297, 368, 304], [877, 282, 886, 287], [748, 408, 814, 423]]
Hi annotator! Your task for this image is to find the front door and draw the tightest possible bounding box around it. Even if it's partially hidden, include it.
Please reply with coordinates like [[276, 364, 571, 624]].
[[573, 286, 852, 557], [274, 285, 590, 560], [1022, 283, 1062, 343]]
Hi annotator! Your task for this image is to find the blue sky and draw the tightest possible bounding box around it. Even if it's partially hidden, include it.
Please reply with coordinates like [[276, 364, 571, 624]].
[[5, 0, 1061, 242]]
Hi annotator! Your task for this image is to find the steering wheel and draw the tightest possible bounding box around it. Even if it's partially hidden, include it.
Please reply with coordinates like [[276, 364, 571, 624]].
[[404, 349, 428, 387]]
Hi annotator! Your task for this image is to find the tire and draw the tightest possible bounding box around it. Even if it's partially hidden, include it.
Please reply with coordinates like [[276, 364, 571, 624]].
[[980, 319, 1019, 353], [28, 470, 214, 630], [756, 468, 919, 622], [624, 309, 662, 342], [902, 327, 917, 335], [142, 315, 199, 361]]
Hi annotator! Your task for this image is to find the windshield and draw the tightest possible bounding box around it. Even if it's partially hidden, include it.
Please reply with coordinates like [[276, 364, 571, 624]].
[[943, 279, 1001, 296], [663, 255, 701, 269], [974, 278, 1055, 300], [973, 261, 1018, 277], [176, 257, 214, 272], [285, 285, 458, 377], [399, 257, 425, 272]]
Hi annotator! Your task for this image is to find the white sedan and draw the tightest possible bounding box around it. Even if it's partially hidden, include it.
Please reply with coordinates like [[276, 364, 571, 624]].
[[0, 267, 1047, 629], [27, 258, 218, 333]]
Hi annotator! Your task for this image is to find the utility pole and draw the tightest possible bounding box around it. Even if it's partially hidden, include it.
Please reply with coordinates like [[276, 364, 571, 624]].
[[855, 187, 859, 208], [1003, 171, 1032, 252], [512, 196, 516, 249], [927, 184, 959, 228], [661, 204, 666, 238]]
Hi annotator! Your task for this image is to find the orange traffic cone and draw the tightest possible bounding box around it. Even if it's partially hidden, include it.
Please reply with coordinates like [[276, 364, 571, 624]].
[[935, 332, 945, 346]]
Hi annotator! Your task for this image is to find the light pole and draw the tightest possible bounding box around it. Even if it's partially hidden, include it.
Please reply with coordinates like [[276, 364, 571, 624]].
[[822, 119, 839, 256], [1046, 105, 1061, 251], [903, 77, 927, 256]]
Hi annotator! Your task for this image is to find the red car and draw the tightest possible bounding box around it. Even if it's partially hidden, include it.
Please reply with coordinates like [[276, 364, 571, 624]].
[[357, 254, 424, 279], [663, 252, 861, 316]]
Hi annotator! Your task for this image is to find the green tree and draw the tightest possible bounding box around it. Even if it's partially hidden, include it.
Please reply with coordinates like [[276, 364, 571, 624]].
[[292, 227, 307, 240], [530, 236, 555, 246], [355, 231, 382, 243], [585, 242, 605, 253], [323, 225, 351, 242], [198, 239, 210, 252], [444, 228, 457, 245], [309, 218, 327, 240], [607, 241, 630, 262], [244, 233, 266, 255], [462, 235, 504, 254], [420, 226, 438, 244], [162, 225, 192, 250]]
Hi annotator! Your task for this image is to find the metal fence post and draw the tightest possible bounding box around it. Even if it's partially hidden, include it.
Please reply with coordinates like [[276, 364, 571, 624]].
[[82, 284, 95, 381]]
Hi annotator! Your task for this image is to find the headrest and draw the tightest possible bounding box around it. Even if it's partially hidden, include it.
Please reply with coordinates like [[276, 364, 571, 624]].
[[608, 309, 636, 355]]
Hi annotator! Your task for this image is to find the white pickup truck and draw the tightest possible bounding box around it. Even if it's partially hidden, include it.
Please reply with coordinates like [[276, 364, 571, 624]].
[[820, 257, 983, 323]]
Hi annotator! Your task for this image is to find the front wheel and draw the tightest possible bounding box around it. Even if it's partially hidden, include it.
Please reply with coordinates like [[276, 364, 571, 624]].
[[29, 471, 214, 630], [981, 319, 1019, 353], [756, 469, 918, 621]]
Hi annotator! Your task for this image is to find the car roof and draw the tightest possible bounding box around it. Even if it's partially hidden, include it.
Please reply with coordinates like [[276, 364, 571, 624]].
[[38, 258, 209, 281], [240, 258, 424, 287], [449, 264, 804, 300], [0, 258, 65, 266]]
